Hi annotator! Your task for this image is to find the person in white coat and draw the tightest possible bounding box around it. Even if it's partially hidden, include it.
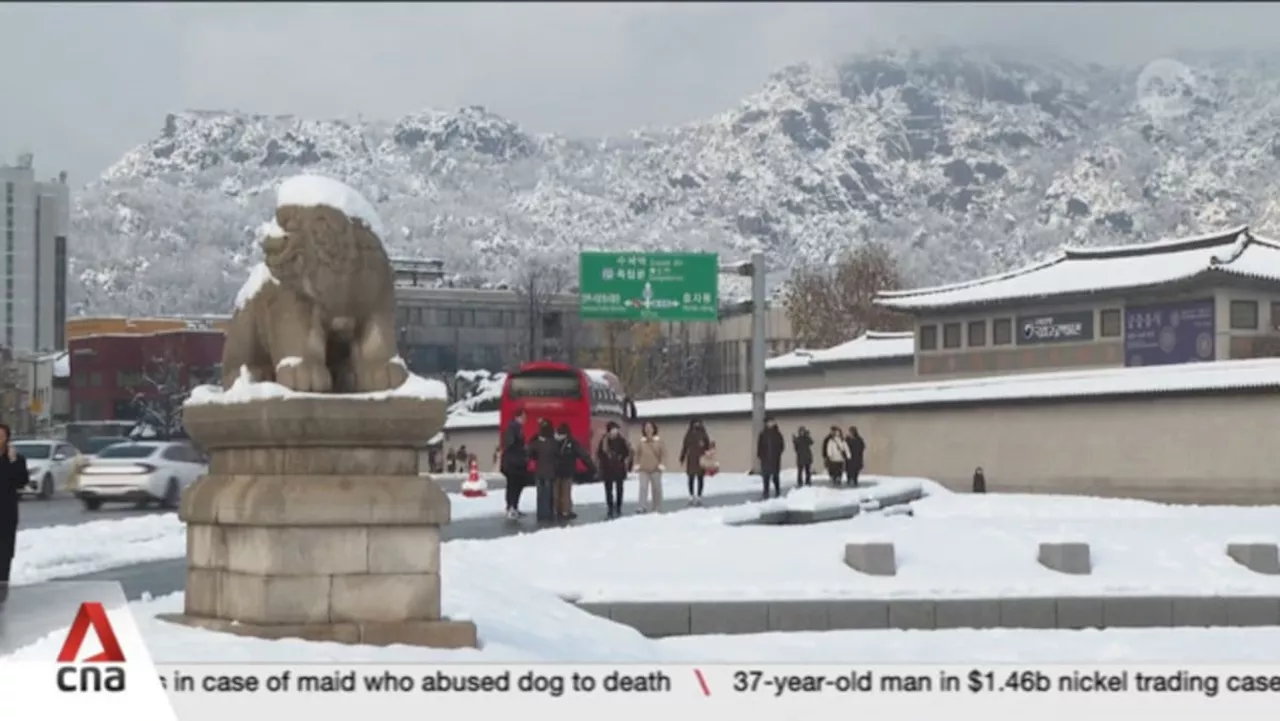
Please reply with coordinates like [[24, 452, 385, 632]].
[[821, 426, 850, 487]]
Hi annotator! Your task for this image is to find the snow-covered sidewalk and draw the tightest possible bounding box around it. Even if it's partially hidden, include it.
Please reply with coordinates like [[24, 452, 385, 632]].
[[12, 472, 772, 585]]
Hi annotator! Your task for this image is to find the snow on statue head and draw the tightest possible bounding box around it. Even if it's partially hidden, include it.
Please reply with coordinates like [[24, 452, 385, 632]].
[[221, 174, 407, 393]]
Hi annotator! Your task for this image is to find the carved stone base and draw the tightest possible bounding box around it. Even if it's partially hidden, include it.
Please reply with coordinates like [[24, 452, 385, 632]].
[[169, 396, 476, 649], [158, 613, 478, 648]]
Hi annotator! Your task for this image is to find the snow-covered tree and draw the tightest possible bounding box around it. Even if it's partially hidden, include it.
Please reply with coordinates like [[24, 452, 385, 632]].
[[129, 345, 208, 440]]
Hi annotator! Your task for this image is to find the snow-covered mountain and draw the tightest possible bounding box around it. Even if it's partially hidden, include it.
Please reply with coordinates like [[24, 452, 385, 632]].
[[71, 47, 1280, 315]]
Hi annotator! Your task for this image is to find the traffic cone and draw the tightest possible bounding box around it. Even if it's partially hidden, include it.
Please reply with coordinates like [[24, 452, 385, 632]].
[[461, 457, 488, 498]]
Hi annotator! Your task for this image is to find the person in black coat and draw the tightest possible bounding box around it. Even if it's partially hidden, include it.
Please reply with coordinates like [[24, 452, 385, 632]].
[[526, 419, 562, 523], [552, 422, 595, 522], [757, 417, 786, 499], [500, 409, 530, 520], [0, 423, 30, 605], [846, 425, 866, 487], [596, 421, 633, 519], [792, 426, 814, 487], [972, 466, 987, 494]]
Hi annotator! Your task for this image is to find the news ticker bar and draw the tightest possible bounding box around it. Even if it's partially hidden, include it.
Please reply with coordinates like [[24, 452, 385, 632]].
[[149, 664, 1280, 699]]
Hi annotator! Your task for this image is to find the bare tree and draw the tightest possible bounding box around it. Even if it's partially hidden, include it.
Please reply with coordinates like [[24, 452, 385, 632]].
[[783, 241, 911, 349], [130, 345, 210, 440], [508, 254, 572, 366]]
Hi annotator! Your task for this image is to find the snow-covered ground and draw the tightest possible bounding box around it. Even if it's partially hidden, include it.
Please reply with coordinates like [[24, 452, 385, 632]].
[[15, 480, 1280, 664], [12, 473, 768, 585]]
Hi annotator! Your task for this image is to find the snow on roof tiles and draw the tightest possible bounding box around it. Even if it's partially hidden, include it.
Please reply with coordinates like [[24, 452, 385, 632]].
[[877, 225, 1280, 311], [766, 331, 914, 372], [445, 358, 1280, 429]]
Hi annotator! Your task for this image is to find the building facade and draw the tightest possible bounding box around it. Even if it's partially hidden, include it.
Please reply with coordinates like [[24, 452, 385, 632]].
[[875, 226, 1280, 378], [67, 330, 224, 421], [2, 154, 69, 353]]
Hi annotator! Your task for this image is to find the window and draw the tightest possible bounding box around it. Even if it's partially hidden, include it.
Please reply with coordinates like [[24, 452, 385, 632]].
[[1230, 300, 1259, 330], [117, 371, 144, 389], [1271, 302, 1280, 332], [112, 400, 139, 420], [992, 318, 1013, 345], [1100, 308, 1122, 337], [98, 444, 158, 459], [162, 444, 199, 463], [967, 320, 987, 347], [543, 311, 564, 339], [942, 322, 962, 349], [919, 325, 938, 351], [89, 372, 102, 387]]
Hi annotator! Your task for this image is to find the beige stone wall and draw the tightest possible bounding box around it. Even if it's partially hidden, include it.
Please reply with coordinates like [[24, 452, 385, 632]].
[[444, 393, 1280, 505]]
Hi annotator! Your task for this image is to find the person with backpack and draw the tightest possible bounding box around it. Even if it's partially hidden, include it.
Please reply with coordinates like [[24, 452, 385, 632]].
[[552, 422, 594, 522], [756, 416, 786, 499], [846, 425, 866, 487], [821, 425, 850, 487], [499, 409, 530, 520], [634, 421, 666, 513], [793, 426, 814, 487], [596, 421, 633, 519], [679, 418, 711, 506]]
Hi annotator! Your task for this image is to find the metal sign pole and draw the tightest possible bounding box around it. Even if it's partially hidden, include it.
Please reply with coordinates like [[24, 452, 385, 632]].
[[750, 251, 766, 475]]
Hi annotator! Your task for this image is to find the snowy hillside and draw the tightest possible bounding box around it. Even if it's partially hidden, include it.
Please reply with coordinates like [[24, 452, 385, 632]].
[[70, 48, 1280, 315]]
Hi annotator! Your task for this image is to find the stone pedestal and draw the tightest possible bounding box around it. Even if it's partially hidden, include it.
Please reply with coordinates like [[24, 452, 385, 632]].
[[159, 396, 477, 648]]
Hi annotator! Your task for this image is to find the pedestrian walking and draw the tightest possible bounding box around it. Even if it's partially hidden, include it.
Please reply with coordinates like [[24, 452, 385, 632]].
[[846, 426, 866, 487], [972, 466, 987, 494], [446, 448, 458, 474], [679, 418, 711, 506], [595, 421, 633, 519], [553, 422, 594, 522], [499, 409, 530, 520], [527, 419, 560, 523], [634, 421, 666, 513], [793, 426, 814, 487], [756, 416, 785, 499], [821, 425, 850, 487], [0, 423, 28, 606]]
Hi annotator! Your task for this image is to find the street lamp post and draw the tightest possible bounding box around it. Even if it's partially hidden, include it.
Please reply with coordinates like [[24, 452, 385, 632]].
[[719, 251, 767, 474]]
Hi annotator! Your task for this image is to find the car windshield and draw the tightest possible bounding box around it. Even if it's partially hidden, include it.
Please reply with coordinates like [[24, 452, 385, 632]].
[[83, 437, 124, 455], [95, 444, 157, 459], [12, 443, 52, 459]]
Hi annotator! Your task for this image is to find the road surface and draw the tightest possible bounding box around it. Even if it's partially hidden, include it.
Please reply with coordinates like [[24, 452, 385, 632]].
[[62, 490, 765, 601], [18, 495, 169, 530]]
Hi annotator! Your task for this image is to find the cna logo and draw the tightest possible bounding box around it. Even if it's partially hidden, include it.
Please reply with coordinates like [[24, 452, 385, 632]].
[[55, 602, 128, 693]]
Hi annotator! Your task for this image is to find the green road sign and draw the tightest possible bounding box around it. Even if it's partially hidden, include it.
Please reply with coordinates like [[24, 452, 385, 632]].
[[578, 251, 719, 322]]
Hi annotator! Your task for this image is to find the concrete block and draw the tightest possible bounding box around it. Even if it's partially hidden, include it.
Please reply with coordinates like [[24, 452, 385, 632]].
[[1056, 597, 1104, 629], [767, 601, 830, 632], [1225, 597, 1280, 627], [999, 598, 1057, 628], [223, 526, 369, 576], [187, 524, 227, 570], [828, 600, 889, 629], [609, 602, 691, 637], [184, 568, 222, 618], [807, 505, 861, 523], [1171, 597, 1227, 627], [888, 600, 935, 629], [690, 601, 770, 635], [219, 571, 332, 626], [844, 542, 897, 576], [1103, 597, 1172, 628], [330, 573, 441, 623], [1227, 543, 1280, 574], [367, 527, 440, 574], [1038, 541, 1091, 575], [934, 599, 1000, 629]]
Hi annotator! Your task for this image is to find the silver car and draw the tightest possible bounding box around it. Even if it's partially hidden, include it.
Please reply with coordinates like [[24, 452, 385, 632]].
[[12, 440, 84, 500]]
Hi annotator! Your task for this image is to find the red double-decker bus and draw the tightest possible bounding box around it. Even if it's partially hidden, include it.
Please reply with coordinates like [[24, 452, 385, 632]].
[[499, 362, 634, 479]]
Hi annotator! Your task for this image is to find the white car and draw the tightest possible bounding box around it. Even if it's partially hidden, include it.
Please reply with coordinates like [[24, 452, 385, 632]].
[[75, 441, 208, 511], [13, 440, 84, 500]]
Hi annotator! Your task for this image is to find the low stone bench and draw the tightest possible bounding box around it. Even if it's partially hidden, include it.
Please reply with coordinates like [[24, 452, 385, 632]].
[[1227, 541, 1280, 575], [1038, 541, 1092, 575], [844, 540, 897, 576]]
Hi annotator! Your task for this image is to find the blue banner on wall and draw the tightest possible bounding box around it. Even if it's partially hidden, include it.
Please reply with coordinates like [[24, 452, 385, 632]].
[[1124, 298, 1215, 367]]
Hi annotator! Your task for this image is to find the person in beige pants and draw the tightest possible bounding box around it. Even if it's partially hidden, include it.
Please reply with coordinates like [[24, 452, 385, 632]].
[[634, 421, 665, 513]]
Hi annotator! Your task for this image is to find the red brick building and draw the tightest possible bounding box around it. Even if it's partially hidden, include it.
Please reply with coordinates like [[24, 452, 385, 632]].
[[68, 330, 224, 421]]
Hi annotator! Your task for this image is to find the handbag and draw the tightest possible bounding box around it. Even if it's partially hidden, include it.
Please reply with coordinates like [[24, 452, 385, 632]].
[[700, 453, 720, 476]]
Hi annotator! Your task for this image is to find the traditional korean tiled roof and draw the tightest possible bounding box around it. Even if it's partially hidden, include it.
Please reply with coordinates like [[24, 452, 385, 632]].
[[876, 225, 1280, 312], [765, 331, 914, 372]]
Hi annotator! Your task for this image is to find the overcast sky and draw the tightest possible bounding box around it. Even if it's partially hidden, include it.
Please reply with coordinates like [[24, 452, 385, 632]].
[[4, 2, 1280, 183]]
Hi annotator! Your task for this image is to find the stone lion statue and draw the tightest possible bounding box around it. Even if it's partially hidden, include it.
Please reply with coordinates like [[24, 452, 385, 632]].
[[221, 198, 408, 394]]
